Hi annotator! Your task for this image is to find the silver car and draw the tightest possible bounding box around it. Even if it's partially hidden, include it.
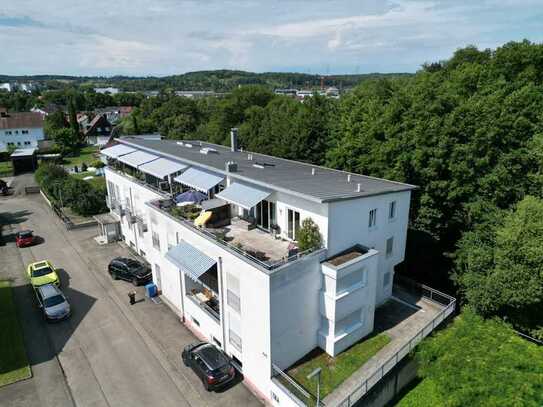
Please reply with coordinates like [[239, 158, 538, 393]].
[[35, 283, 71, 321]]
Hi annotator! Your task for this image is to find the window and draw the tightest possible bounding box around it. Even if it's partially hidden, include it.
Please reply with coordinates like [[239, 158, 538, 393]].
[[226, 273, 241, 313], [227, 290, 241, 313], [368, 208, 377, 228], [389, 201, 396, 220], [14, 130, 18, 134], [191, 316, 200, 327], [229, 316, 242, 352], [22, 130, 28, 134], [383, 271, 392, 287], [229, 330, 242, 352], [386, 237, 394, 257], [24, 141, 30, 145], [152, 231, 160, 250], [16, 141, 21, 146]]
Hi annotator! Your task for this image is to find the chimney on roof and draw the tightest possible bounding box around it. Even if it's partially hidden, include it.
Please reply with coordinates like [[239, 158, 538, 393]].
[[230, 128, 238, 152], [311, 168, 316, 175], [347, 174, 351, 183], [357, 183, 362, 192]]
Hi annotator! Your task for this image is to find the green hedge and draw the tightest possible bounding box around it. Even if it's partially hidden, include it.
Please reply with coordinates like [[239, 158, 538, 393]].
[[35, 164, 107, 216]]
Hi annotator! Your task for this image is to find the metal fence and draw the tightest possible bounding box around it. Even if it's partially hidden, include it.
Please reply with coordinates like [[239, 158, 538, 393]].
[[336, 279, 456, 407], [272, 363, 321, 407]]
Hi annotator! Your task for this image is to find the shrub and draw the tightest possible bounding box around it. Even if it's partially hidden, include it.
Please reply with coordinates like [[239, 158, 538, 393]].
[[297, 218, 322, 251], [90, 160, 105, 169]]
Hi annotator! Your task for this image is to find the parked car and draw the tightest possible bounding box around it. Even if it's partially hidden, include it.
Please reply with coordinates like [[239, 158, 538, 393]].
[[27, 260, 60, 287], [108, 257, 152, 286], [0, 179, 8, 196], [16, 230, 35, 247], [34, 283, 71, 321], [182, 342, 236, 391]]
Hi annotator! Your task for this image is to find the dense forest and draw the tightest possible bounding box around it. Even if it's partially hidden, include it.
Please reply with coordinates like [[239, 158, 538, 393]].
[[0, 70, 409, 92], [3, 41, 542, 341], [116, 40, 543, 341]]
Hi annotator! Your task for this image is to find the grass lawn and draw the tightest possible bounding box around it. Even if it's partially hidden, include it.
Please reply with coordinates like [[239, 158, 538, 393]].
[[71, 171, 106, 189], [287, 333, 391, 399], [0, 160, 13, 175], [396, 379, 443, 406], [62, 145, 100, 168], [0, 281, 31, 387]]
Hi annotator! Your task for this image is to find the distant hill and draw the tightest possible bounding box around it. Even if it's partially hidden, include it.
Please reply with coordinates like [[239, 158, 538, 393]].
[[0, 70, 412, 92]]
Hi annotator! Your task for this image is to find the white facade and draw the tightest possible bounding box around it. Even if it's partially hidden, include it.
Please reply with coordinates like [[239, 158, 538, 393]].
[[102, 142, 413, 405], [0, 126, 44, 151]]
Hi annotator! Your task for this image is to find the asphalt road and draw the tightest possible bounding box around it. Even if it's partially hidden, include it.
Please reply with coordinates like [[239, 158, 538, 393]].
[[0, 190, 262, 407]]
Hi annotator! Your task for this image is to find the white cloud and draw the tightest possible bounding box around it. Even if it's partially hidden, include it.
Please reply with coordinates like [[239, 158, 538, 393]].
[[0, 0, 541, 75]]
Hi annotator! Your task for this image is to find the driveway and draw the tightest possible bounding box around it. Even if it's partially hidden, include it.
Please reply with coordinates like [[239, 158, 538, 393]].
[[0, 189, 263, 407]]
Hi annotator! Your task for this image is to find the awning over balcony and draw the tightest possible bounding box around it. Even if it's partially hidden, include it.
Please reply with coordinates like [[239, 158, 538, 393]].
[[139, 158, 188, 179], [173, 167, 224, 192], [216, 182, 271, 210], [118, 150, 159, 167], [100, 144, 135, 159], [165, 241, 216, 282]]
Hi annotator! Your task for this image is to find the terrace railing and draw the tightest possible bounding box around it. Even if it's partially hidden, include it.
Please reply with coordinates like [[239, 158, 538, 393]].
[[336, 278, 456, 407], [147, 198, 323, 271], [271, 363, 323, 407]]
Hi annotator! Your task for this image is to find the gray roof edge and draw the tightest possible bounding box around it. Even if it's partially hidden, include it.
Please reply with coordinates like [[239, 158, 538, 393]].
[[116, 138, 418, 203]]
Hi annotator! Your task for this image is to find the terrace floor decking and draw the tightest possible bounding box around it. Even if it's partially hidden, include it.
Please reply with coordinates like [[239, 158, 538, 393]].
[[209, 218, 291, 262]]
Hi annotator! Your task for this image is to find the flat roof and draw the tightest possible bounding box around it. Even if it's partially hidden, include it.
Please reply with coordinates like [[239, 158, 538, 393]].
[[115, 137, 417, 203], [11, 148, 36, 157]]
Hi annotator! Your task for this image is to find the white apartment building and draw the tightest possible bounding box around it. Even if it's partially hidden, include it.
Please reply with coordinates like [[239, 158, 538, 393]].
[[0, 109, 44, 152], [101, 132, 416, 406]]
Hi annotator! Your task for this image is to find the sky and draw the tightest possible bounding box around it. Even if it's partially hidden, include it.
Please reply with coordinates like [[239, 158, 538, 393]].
[[1, 0, 542, 76]]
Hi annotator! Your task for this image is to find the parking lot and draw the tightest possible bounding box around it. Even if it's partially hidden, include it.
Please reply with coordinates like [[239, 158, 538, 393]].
[[0, 188, 263, 407]]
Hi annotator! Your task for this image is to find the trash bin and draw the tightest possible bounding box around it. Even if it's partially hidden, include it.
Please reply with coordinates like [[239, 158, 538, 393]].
[[145, 283, 157, 298]]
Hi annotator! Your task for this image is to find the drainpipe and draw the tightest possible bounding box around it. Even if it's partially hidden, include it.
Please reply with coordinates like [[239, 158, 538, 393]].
[[218, 256, 227, 350], [129, 188, 138, 253]]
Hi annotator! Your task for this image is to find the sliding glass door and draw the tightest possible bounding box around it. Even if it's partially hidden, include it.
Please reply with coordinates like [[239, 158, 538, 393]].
[[287, 208, 301, 240], [255, 200, 275, 231]]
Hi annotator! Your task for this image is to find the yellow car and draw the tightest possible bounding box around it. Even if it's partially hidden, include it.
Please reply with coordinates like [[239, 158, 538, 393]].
[[27, 260, 60, 287]]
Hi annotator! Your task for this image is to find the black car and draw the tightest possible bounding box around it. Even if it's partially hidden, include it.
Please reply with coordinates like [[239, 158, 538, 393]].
[[182, 342, 236, 391], [108, 257, 152, 286]]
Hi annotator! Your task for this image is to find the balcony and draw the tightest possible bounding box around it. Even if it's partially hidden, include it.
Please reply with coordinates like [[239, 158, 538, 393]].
[[148, 198, 321, 271], [107, 164, 174, 198]]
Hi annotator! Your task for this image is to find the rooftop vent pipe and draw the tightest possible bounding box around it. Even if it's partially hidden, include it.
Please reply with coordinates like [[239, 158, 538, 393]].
[[357, 183, 362, 192], [226, 161, 238, 172], [347, 174, 351, 183], [311, 168, 316, 175], [231, 128, 238, 152]]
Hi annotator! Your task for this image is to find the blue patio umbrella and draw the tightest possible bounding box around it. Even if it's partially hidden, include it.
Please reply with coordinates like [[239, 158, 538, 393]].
[[174, 190, 208, 204]]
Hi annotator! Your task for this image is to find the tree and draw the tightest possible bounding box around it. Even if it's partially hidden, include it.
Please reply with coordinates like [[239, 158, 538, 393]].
[[414, 310, 543, 406], [68, 97, 80, 142], [296, 218, 322, 251], [455, 196, 543, 338], [43, 110, 67, 137], [51, 128, 79, 155]]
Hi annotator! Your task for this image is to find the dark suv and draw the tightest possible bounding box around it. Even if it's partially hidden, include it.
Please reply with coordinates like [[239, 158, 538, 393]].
[[108, 257, 152, 286], [182, 342, 236, 391]]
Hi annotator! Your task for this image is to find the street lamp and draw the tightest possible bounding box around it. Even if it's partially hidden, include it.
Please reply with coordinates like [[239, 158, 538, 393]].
[[306, 367, 322, 407]]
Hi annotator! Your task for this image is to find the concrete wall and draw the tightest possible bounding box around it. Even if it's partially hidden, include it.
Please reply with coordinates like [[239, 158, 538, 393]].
[[0, 127, 44, 150], [269, 251, 325, 370], [327, 191, 411, 305]]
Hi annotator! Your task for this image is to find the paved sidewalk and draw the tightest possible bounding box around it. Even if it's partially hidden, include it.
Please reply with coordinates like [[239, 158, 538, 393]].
[[0, 192, 263, 407], [323, 289, 444, 406]]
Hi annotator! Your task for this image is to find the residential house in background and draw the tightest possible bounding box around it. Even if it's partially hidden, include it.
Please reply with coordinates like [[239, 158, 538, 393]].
[[101, 130, 417, 406], [84, 114, 113, 146], [94, 106, 133, 125], [94, 87, 120, 95], [0, 108, 45, 152]]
